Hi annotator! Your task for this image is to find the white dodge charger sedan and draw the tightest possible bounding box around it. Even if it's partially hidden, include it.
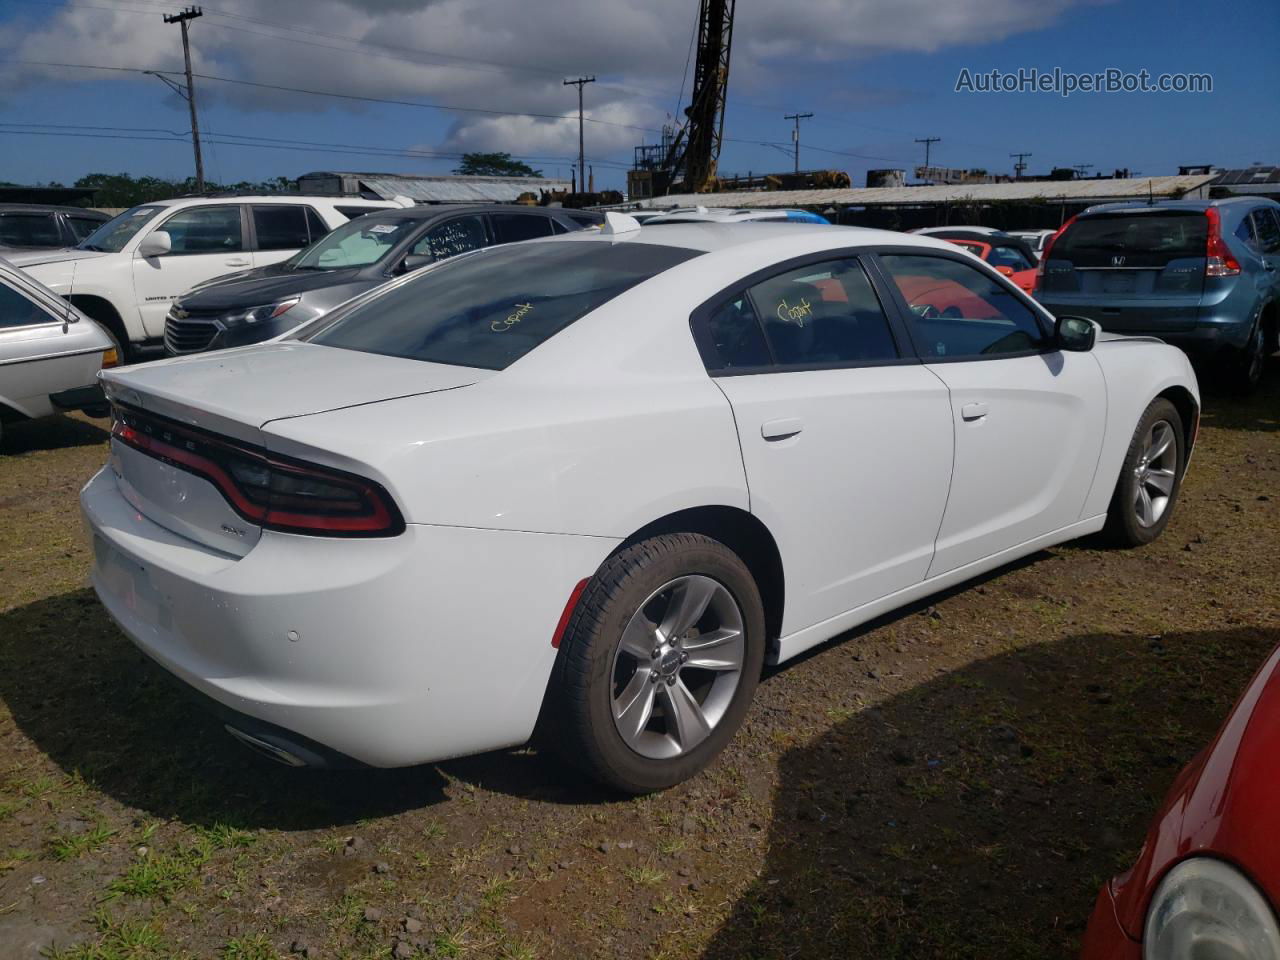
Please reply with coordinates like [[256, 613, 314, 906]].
[[81, 215, 1199, 791]]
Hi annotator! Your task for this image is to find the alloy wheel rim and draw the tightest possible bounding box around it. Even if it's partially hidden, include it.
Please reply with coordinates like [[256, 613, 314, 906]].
[[610, 575, 745, 760], [1133, 419, 1178, 528]]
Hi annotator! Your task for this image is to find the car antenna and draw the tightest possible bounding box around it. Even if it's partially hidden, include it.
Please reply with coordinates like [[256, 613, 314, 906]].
[[1148, 178, 1154, 206], [63, 260, 79, 329]]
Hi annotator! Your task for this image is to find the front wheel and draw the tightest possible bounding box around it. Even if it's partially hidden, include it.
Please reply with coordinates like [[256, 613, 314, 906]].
[[550, 533, 765, 793], [1103, 398, 1185, 547]]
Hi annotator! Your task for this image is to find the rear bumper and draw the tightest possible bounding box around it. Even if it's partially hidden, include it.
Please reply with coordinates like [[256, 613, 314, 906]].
[[1037, 303, 1254, 355], [80, 465, 617, 767], [1080, 883, 1141, 960]]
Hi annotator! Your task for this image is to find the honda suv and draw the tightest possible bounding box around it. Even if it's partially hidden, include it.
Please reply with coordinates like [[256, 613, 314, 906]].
[[1037, 198, 1280, 392]]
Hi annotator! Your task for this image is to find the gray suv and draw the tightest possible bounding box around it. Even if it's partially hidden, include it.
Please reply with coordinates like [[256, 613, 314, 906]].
[[1037, 198, 1280, 392], [164, 204, 602, 355]]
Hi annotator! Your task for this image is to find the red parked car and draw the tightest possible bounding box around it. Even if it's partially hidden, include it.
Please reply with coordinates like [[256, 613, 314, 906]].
[[1081, 645, 1280, 959]]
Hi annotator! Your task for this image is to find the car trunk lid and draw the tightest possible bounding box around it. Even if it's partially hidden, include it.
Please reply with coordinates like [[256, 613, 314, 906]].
[[100, 342, 490, 554]]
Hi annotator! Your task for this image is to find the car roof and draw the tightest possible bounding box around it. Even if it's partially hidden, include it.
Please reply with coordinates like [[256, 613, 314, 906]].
[[0, 203, 109, 216], [1081, 197, 1278, 217], [326, 203, 581, 221], [551, 220, 952, 255], [139, 195, 403, 209]]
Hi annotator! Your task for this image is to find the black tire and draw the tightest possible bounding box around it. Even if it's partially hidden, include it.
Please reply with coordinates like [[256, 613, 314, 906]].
[[69, 297, 132, 364], [1228, 317, 1266, 396], [549, 533, 766, 793], [1102, 397, 1185, 547]]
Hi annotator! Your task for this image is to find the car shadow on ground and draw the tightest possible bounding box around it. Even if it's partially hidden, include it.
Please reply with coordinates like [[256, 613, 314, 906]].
[[700, 625, 1280, 960], [1194, 356, 1280, 433], [0, 414, 109, 455]]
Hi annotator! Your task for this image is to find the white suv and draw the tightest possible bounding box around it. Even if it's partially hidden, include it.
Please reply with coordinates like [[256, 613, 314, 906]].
[[7, 195, 408, 358]]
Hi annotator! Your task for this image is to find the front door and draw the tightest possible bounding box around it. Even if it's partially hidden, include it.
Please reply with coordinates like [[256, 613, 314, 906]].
[[697, 255, 954, 636], [132, 205, 249, 338], [875, 251, 1107, 576]]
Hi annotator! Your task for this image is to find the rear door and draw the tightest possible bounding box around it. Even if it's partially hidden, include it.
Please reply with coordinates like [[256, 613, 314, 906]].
[[875, 251, 1106, 576], [695, 254, 954, 635], [1039, 210, 1206, 332], [132, 205, 250, 338]]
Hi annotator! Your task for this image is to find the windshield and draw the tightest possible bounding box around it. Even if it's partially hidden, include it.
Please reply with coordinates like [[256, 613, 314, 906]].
[[78, 205, 163, 252], [291, 216, 419, 270], [304, 240, 702, 370]]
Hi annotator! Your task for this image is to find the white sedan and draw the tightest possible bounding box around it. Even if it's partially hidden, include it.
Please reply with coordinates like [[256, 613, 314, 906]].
[[1, 257, 116, 445], [81, 215, 1199, 791]]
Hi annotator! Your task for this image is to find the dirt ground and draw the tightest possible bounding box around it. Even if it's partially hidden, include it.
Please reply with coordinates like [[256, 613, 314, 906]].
[[1, 369, 1277, 960]]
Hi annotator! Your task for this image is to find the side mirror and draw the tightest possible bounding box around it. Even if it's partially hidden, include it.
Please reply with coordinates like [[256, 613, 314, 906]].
[[399, 254, 432, 274], [995, 265, 1015, 277], [137, 231, 172, 258], [1055, 315, 1097, 352]]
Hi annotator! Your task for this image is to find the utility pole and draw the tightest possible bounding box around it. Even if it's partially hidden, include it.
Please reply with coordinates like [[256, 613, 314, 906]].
[[784, 112, 813, 174], [1072, 163, 1094, 179], [563, 76, 595, 195], [915, 136, 941, 177], [163, 6, 204, 192], [1010, 151, 1032, 179]]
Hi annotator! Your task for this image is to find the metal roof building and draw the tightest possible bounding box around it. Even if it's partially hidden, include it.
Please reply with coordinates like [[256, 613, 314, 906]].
[[296, 171, 572, 204], [643, 174, 1216, 211], [1210, 166, 1280, 198]]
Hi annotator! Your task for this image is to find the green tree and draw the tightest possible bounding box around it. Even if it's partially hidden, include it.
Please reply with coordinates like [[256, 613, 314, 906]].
[[453, 152, 542, 178]]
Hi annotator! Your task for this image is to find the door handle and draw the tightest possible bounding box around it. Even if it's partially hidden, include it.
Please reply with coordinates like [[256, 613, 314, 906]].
[[224, 258, 250, 267], [761, 418, 803, 441], [961, 402, 989, 422]]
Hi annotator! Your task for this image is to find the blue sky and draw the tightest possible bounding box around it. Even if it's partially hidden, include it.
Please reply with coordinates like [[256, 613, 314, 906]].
[[0, 0, 1276, 191]]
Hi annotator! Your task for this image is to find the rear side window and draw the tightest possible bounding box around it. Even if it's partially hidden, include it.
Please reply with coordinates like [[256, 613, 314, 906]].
[[989, 245, 1033, 271], [1052, 213, 1207, 268], [306, 242, 701, 370], [491, 214, 554, 243], [739, 259, 899, 368], [252, 205, 311, 251], [879, 254, 1045, 359], [0, 280, 52, 328], [0, 213, 60, 247], [568, 213, 602, 228], [1252, 208, 1280, 254]]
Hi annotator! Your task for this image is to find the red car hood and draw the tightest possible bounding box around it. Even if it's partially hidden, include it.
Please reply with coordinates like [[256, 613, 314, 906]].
[[1112, 645, 1280, 938]]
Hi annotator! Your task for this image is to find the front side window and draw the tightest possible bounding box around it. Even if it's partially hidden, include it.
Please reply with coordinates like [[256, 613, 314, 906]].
[[66, 216, 104, 242], [411, 216, 488, 261], [293, 217, 418, 270], [252, 205, 311, 251], [0, 280, 52, 328], [306, 241, 701, 370], [0, 213, 60, 247], [158, 206, 244, 255], [491, 214, 554, 244], [879, 254, 1045, 359], [78, 205, 162, 253]]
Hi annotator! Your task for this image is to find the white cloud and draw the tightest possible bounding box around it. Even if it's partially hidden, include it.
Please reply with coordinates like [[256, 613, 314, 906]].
[[0, 0, 1104, 168]]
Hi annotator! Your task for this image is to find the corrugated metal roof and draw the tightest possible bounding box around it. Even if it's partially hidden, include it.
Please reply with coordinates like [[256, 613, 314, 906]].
[[357, 174, 571, 204], [645, 175, 1216, 209]]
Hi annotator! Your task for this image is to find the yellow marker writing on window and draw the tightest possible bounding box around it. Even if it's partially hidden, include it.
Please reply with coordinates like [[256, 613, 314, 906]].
[[491, 302, 533, 333], [776, 296, 812, 326]]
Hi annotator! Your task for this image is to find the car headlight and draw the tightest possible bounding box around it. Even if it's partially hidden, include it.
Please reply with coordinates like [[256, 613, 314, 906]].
[[216, 298, 300, 330], [1145, 858, 1280, 960]]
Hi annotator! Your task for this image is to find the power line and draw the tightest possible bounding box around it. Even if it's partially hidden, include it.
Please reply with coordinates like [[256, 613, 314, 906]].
[[783, 112, 814, 174]]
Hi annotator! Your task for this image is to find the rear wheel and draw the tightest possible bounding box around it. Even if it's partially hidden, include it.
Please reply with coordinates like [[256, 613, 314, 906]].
[[1228, 318, 1266, 395], [1103, 398, 1185, 547], [550, 533, 765, 793]]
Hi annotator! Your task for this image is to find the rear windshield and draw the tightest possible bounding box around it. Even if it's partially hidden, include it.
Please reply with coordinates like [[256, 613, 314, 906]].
[[304, 241, 701, 370], [1054, 212, 1207, 268], [291, 216, 418, 269]]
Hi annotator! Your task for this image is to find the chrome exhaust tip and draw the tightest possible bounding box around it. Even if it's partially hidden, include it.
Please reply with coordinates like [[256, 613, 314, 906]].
[[224, 725, 308, 767]]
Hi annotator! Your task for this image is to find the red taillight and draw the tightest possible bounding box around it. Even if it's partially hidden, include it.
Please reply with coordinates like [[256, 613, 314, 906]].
[[111, 406, 404, 537], [551, 578, 590, 649], [1204, 207, 1241, 277], [1037, 214, 1077, 278]]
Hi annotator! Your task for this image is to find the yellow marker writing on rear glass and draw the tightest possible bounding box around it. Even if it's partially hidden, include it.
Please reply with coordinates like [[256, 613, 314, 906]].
[[492, 302, 533, 333]]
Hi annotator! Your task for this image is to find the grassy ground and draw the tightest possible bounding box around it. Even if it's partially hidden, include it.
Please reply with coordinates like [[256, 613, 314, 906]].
[[0, 370, 1277, 960]]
